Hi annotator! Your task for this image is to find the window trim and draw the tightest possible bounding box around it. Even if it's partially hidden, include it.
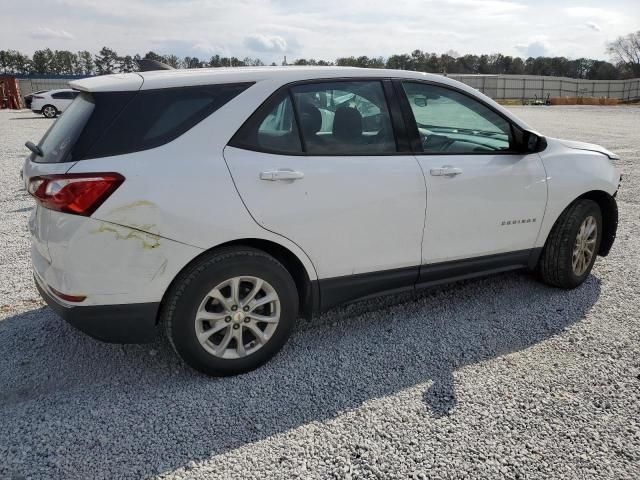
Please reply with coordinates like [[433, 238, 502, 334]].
[[393, 78, 528, 156], [228, 77, 413, 157]]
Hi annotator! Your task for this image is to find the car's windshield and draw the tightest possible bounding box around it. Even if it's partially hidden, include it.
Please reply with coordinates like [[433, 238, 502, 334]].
[[33, 92, 95, 163]]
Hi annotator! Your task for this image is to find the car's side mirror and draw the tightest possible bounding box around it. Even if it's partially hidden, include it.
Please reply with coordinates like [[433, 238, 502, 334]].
[[519, 129, 547, 153]]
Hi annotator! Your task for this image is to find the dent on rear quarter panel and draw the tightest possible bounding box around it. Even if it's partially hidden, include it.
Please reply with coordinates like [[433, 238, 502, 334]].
[[43, 210, 201, 304], [93, 200, 162, 250]]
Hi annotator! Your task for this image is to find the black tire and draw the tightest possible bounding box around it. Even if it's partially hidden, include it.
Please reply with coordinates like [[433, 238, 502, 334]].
[[538, 199, 602, 289], [162, 247, 298, 376], [42, 105, 57, 118]]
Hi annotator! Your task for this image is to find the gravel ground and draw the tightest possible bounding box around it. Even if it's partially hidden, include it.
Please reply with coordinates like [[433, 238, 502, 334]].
[[1, 106, 639, 480]]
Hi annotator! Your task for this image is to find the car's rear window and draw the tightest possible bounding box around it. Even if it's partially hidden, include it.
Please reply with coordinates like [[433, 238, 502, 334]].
[[34, 92, 95, 163], [32, 83, 253, 163]]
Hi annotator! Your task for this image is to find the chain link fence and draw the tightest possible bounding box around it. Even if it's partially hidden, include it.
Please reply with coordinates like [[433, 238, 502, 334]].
[[15, 73, 640, 103], [448, 74, 640, 101]]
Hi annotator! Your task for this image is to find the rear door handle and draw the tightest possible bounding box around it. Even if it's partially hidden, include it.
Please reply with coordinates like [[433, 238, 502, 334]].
[[259, 169, 305, 181], [430, 166, 463, 177]]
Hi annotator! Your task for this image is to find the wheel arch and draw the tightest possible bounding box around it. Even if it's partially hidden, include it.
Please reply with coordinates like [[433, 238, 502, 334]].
[[575, 190, 618, 256], [542, 189, 618, 257], [158, 238, 319, 324]]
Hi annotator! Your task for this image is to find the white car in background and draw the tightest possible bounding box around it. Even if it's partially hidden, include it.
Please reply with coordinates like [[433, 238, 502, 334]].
[[22, 67, 621, 376], [30, 89, 79, 118]]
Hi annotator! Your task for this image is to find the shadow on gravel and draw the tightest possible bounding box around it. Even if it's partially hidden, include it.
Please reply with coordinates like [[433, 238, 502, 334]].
[[0, 272, 601, 479], [9, 117, 51, 120]]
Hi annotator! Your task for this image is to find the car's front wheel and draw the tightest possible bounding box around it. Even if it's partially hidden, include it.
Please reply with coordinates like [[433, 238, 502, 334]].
[[163, 247, 298, 376], [42, 105, 57, 118], [538, 199, 602, 289]]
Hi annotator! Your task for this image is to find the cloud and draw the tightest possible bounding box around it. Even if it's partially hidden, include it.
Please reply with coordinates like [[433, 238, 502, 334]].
[[586, 21, 602, 32], [244, 34, 288, 53], [515, 41, 549, 58], [5, 0, 639, 62], [29, 27, 75, 40]]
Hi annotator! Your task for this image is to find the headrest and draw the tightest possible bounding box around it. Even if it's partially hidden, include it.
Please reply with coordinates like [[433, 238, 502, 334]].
[[332, 106, 362, 141], [298, 101, 322, 136]]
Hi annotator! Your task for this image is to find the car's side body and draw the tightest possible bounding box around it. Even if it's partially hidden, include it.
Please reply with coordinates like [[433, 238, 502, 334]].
[[30, 89, 78, 116], [24, 67, 620, 345]]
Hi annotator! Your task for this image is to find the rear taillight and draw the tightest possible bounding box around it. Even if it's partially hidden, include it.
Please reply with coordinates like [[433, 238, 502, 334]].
[[28, 173, 124, 216]]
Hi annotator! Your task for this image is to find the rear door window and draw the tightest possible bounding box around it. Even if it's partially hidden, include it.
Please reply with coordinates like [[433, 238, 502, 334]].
[[230, 92, 303, 154], [291, 81, 397, 155], [51, 91, 76, 100], [229, 80, 397, 156]]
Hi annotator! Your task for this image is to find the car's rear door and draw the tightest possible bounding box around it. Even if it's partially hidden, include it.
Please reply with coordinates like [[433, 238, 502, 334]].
[[396, 80, 547, 268], [224, 79, 427, 307]]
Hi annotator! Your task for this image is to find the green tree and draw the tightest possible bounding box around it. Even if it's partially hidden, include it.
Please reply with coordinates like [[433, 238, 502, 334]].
[[94, 47, 119, 74], [143, 51, 166, 63], [31, 48, 55, 74], [52, 50, 77, 75], [118, 55, 137, 72], [208, 55, 223, 67], [182, 56, 202, 68], [0, 50, 31, 73], [76, 50, 94, 75]]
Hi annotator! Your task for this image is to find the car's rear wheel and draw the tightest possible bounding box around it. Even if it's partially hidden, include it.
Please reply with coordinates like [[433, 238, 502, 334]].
[[538, 199, 602, 289], [42, 105, 57, 118], [162, 247, 298, 376]]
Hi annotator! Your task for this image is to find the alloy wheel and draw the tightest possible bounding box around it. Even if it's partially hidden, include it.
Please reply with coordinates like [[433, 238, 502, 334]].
[[572, 215, 597, 276], [194, 276, 281, 359]]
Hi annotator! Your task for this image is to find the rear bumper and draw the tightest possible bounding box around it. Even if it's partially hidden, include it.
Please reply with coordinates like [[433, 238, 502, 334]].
[[31, 109, 42, 114], [35, 274, 159, 343]]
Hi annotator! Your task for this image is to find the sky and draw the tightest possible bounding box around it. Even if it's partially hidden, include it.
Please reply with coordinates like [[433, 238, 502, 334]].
[[1, 0, 638, 63]]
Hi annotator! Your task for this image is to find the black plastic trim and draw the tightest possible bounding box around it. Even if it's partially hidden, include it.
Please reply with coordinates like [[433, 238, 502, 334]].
[[35, 277, 159, 343], [418, 249, 534, 285], [597, 194, 618, 256], [318, 265, 419, 311], [317, 249, 539, 313], [382, 79, 412, 153]]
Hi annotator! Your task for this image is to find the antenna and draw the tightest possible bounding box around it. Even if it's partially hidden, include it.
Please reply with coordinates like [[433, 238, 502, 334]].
[[136, 59, 175, 72]]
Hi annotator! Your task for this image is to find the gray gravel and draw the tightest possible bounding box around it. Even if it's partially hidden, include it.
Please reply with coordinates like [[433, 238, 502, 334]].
[[1, 106, 639, 480]]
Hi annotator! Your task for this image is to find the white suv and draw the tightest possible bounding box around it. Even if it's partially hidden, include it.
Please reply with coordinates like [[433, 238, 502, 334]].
[[30, 88, 79, 118], [23, 67, 621, 376]]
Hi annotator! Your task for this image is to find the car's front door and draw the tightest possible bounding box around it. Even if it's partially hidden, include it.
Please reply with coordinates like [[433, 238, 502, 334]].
[[224, 80, 426, 306], [398, 80, 547, 266]]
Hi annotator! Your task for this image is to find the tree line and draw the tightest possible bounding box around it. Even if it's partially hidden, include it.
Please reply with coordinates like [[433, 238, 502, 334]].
[[1, 31, 638, 79]]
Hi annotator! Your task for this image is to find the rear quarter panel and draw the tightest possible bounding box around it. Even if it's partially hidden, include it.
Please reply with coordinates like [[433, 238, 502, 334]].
[[67, 79, 318, 286]]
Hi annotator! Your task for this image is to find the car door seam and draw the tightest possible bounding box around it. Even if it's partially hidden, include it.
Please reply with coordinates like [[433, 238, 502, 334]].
[[221, 145, 320, 282]]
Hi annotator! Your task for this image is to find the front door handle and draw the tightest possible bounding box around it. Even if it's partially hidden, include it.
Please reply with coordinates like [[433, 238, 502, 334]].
[[260, 169, 305, 181], [430, 166, 463, 177]]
